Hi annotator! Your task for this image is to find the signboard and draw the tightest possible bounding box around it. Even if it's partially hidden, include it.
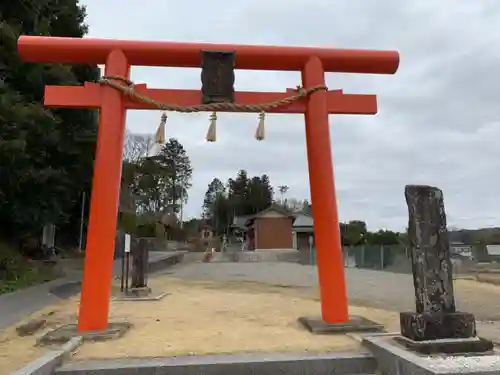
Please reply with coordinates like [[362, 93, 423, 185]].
[[124, 233, 131, 253], [486, 245, 500, 256], [201, 50, 235, 104], [450, 244, 473, 259]]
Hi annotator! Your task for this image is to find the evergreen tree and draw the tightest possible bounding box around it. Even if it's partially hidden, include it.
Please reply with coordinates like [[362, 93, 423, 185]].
[[201, 178, 232, 234], [246, 175, 273, 214], [228, 170, 249, 216], [258, 174, 274, 208], [202, 178, 225, 218], [0, 1, 99, 245], [133, 158, 168, 214]]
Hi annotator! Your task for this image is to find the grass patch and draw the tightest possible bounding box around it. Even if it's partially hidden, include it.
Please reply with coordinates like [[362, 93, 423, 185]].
[[0, 241, 61, 295]]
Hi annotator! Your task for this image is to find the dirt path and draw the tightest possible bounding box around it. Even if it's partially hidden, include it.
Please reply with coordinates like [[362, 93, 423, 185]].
[[3, 262, 500, 372], [1, 278, 398, 371], [164, 262, 500, 321]]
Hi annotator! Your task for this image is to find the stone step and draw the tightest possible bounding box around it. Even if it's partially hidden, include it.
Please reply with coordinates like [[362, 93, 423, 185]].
[[147, 251, 185, 274], [55, 352, 378, 375], [211, 250, 299, 263]]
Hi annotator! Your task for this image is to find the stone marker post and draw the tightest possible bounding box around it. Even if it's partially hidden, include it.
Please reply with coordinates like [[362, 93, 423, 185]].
[[129, 237, 150, 295], [401, 185, 476, 342]]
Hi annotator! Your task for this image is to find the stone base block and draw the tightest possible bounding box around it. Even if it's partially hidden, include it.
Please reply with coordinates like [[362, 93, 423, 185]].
[[298, 315, 385, 334], [116, 290, 169, 301], [394, 335, 493, 355], [126, 287, 151, 297], [38, 322, 131, 345], [364, 335, 500, 375], [400, 311, 476, 341]]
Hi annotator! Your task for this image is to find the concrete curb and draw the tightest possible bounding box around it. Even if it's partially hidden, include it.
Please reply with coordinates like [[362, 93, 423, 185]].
[[9, 336, 82, 375], [55, 351, 377, 375], [347, 331, 400, 342]]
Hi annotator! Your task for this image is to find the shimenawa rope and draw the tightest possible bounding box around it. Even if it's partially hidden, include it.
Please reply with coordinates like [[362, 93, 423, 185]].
[[98, 75, 327, 141]]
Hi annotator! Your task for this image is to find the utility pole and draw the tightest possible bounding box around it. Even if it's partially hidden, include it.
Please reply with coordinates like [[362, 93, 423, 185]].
[[277, 185, 289, 205], [179, 187, 184, 229]]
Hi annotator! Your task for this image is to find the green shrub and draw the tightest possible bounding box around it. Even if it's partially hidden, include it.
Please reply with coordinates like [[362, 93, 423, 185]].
[[0, 240, 59, 294], [119, 211, 137, 233]]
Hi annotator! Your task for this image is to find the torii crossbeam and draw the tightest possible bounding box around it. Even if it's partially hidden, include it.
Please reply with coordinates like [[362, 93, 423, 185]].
[[17, 36, 399, 332]]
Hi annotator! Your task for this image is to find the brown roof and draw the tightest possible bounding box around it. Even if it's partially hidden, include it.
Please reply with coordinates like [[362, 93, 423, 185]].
[[244, 204, 294, 226], [253, 204, 293, 218]]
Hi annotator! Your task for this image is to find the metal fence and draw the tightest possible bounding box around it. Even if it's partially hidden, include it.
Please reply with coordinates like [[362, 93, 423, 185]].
[[343, 245, 410, 272], [304, 245, 480, 275], [303, 245, 409, 270]]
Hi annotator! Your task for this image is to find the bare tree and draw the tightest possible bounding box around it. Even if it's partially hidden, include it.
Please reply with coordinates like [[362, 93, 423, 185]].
[[120, 131, 155, 214], [122, 131, 155, 163]]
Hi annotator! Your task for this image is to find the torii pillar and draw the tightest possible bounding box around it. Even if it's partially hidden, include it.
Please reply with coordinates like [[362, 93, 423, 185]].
[[17, 36, 399, 332]]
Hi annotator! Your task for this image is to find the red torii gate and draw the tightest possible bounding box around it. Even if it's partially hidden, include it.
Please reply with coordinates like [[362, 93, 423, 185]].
[[17, 36, 399, 332]]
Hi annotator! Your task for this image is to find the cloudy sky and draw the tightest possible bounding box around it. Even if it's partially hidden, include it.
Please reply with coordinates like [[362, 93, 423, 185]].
[[81, 0, 500, 231]]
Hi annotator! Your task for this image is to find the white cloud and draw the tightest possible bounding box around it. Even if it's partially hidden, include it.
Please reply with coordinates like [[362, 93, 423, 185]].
[[81, 0, 500, 231]]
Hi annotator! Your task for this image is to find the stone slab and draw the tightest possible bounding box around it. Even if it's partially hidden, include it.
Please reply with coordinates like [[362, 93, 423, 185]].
[[298, 315, 385, 334], [126, 287, 151, 296], [55, 351, 377, 375], [114, 291, 169, 301], [16, 319, 47, 336], [394, 335, 494, 355], [10, 336, 82, 375], [38, 322, 131, 345], [363, 335, 500, 375]]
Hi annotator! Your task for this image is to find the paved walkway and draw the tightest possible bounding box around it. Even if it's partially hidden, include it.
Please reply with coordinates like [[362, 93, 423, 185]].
[[0, 252, 182, 329], [0, 275, 79, 329]]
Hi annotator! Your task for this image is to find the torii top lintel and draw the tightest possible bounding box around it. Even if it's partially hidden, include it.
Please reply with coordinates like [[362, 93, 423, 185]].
[[17, 36, 399, 73], [17, 36, 399, 114]]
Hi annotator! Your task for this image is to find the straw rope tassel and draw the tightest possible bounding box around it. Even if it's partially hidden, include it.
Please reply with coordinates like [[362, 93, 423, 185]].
[[206, 111, 217, 142], [155, 112, 167, 144], [255, 111, 265, 141]]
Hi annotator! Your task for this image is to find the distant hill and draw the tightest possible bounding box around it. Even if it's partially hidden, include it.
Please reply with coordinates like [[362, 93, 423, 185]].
[[448, 227, 500, 245]]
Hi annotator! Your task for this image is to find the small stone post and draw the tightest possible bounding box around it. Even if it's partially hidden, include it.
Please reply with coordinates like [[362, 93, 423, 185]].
[[400, 185, 476, 342]]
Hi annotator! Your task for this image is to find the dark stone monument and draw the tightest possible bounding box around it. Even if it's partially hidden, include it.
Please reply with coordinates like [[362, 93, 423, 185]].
[[114, 230, 125, 259], [128, 237, 151, 296], [398, 185, 493, 354]]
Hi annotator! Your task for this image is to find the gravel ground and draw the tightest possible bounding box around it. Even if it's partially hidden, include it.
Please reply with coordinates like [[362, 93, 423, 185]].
[[165, 262, 500, 321]]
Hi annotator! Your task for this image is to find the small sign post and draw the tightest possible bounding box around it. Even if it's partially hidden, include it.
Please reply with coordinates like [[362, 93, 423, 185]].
[[121, 233, 131, 293], [124, 234, 131, 253], [308, 235, 314, 265]]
